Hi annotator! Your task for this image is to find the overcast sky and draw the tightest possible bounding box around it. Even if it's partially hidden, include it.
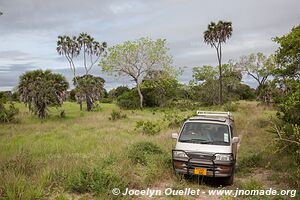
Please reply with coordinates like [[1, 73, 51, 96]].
[[0, 0, 299, 91]]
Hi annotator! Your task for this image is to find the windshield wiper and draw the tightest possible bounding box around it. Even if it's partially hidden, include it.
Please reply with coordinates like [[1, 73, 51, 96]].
[[179, 139, 211, 144]]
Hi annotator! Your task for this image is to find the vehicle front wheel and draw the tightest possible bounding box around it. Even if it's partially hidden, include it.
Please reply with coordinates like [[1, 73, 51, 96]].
[[223, 169, 234, 185]]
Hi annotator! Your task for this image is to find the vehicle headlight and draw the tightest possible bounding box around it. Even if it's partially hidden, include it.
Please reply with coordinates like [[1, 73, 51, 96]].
[[214, 154, 233, 161], [173, 150, 188, 158]]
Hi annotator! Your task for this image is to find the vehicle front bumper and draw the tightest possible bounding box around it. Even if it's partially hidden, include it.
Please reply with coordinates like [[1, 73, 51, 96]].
[[172, 150, 235, 177]]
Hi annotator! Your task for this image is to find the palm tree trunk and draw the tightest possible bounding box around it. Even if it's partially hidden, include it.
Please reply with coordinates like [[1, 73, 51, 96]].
[[86, 94, 93, 111], [216, 44, 223, 105]]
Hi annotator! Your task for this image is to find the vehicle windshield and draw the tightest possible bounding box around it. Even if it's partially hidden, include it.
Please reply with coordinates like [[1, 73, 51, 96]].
[[179, 122, 230, 145]]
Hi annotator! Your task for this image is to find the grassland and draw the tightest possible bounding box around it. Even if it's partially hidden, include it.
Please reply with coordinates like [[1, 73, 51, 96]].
[[0, 101, 298, 199]]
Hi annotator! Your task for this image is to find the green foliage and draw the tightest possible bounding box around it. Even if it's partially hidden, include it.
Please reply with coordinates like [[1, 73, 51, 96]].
[[73, 75, 105, 111], [142, 73, 181, 107], [235, 84, 256, 100], [108, 109, 127, 121], [108, 86, 130, 98], [116, 90, 139, 109], [273, 24, 300, 78], [192, 65, 217, 82], [135, 120, 161, 135], [99, 97, 113, 103], [270, 25, 300, 165], [237, 53, 275, 86], [100, 37, 174, 109], [191, 64, 242, 105], [163, 112, 192, 128], [0, 91, 9, 101], [68, 89, 77, 102], [127, 141, 163, 165], [0, 101, 19, 123], [57, 33, 107, 76], [18, 70, 69, 119]]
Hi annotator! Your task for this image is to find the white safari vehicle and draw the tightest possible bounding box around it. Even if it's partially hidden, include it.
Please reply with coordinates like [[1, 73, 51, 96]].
[[172, 111, 239, 185]]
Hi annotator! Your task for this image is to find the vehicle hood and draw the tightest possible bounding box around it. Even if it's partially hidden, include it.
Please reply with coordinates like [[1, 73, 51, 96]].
[[175, 141, 232, 154]]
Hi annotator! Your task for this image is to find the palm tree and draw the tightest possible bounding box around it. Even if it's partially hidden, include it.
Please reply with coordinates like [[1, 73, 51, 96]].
[[56, 35, 79, 78], [204, 21, 232, 104], [77, 33, 94, 74]]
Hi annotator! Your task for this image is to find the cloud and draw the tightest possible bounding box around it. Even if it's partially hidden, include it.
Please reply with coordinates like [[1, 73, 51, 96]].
[[0, 0, 299, 91]]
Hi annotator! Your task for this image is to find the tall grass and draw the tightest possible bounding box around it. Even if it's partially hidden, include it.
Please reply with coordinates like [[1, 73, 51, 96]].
[[0, 101, 298, 199]]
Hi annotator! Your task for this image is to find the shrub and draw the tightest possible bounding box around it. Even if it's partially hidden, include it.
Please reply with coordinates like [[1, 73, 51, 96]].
[[0, 102, 19, 123], [163, 112, 193, 128], [99, 97, 113, 103], [135, 120, 161, 135], [109, 110, 127, 121], [117, 90, 139, 109], [127, 141, 164, 165]]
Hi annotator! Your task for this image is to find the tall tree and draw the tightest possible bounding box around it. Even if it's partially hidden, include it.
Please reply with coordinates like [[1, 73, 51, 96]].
[[270, 24, 300, 159], [100, 37, 173, 109], [56, 33, 107, 111], [273, 24, 300, 85], [204, 20, 233, 104], [18, 70, 69, 119]]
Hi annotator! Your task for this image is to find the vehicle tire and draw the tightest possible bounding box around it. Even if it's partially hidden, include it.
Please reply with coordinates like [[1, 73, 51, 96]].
[[223, 169, 234, 185]]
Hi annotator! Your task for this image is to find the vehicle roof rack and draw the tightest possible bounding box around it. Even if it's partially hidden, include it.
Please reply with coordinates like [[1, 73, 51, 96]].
[[196, 110, 234, 120]]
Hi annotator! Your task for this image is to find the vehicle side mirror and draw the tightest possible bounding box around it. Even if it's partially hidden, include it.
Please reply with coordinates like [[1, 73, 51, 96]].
[[172, 133, 179, 139], [232, 137, 240, 143]]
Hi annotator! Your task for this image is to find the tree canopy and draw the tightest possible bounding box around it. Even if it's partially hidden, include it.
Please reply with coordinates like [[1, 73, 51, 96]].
[[100, 37, 173, 109], [56, 33, 107, 111], [18, 70, 69, 118], [73, 75, 105, 111]]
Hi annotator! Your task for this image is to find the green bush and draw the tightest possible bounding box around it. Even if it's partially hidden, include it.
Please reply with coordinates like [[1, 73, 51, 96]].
[[0, 102, 19, 123], [99, 97, 113, 103], [65, 167, 126, 196], [109, 110, 127, 121], [163, 112, 192, 128], [223, 101, 239, 112], [117, 90, 139, 109], [135, 120, 161, 135], [127, 141, 164, 165]]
